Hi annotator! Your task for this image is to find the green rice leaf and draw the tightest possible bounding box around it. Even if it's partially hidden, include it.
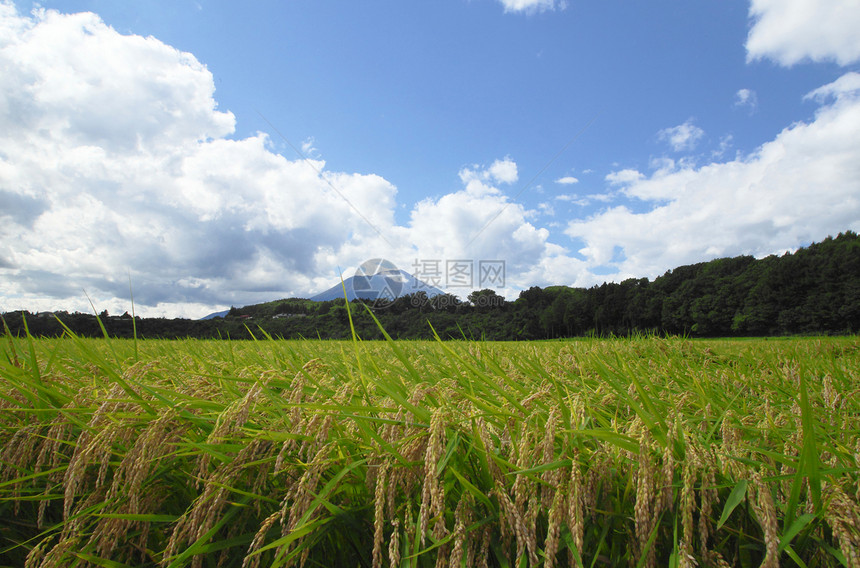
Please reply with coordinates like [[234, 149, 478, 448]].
[[717, 479, 748, 530], [779, 513, 815, 552]]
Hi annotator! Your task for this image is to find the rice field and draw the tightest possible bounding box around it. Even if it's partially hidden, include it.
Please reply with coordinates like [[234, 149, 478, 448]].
[[1, 326, 859, 567]]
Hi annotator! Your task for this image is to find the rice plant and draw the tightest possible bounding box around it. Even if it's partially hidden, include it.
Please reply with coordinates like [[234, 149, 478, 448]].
[[1, 323, 858, 567]]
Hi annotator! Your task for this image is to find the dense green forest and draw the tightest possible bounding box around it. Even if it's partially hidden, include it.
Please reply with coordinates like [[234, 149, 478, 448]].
[[4, 231, 859, 340]]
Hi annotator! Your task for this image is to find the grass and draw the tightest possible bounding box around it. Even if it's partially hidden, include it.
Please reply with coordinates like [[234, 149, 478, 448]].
[[0, 326, 858, 567]]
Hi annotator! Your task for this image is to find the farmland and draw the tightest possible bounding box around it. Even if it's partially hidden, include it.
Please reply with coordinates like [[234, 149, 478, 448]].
[[1, 331, 859, 567]]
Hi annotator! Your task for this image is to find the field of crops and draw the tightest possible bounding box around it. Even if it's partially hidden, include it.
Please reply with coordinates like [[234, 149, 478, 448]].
[[1, 328, 859, 567]]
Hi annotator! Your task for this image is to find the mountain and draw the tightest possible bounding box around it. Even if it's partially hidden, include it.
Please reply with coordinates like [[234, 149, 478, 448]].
[[310, 269, 446, 302], [200, 309, 229, 320]]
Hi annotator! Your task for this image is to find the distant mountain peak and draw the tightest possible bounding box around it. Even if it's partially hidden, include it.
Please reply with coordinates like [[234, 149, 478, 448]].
[[200, 309, 229, 320], [310, 261, 446, 303]]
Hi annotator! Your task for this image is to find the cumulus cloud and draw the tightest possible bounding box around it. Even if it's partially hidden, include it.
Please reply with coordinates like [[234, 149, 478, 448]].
[[459, 156, 518, 186], [497, 0, 565, 14], [0, 5, 400, 316], [487, 157, 519, 184], [567, 72, 860, 279], [804, 71, 860, 102], [555, 176, 579, 185], [746, 0, 860, 66], [409, 160, 547, 273], [4, 3, 860, 317], [657, 119, 705, 152], [0, 4, 571, 314]]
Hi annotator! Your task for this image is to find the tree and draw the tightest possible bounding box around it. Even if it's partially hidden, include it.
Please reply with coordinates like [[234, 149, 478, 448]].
[[467, 289, 505, 311], [430, 293, 462, 313]]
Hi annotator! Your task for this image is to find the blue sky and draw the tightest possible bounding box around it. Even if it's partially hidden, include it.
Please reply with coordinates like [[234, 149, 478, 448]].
[[62, 1, 835, 209], [1, 0, 859, 317]]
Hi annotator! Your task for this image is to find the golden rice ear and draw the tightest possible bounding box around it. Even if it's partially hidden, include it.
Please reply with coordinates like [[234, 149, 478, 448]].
[[855, 439, 860, 505], [371, 462, 388, 568], [448, 492, 473, 568], [540, 406, 560, 509], [88, 408, 184, 561], [633, 432, 658, 568], [4, 331, 860, 568], [29, 534, 81, 568], [419, 408, 447, 546], [388, 518, 402, 568], [0, 424, 41, 516], [568, 449, 584, 558], [543, 466, 568, 568], [494, 481, 528, 567], [283, 441, 336, 538], [512, 417, 535, 514], [679, 461, 697, 568], [823, 482, 860, 568], [660, 426, 676, 513], [242, 510, 280, 568], [751, 470, 780, 568], [698, 464, 718, 562], [63, 384, 144, 535], [23, 534, 53, 568], [168, 438, 271, 566], [194, 381, 263, 487]]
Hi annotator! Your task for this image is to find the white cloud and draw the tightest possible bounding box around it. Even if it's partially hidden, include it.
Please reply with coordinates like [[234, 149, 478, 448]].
[[567, 72, 860, 280], [554, 192, 613, 207], [537, 202, 555, 216], [497, 0, 565, 14], [605, 169, 644, 186], [0, 3, 563, 316], [300, 137, 320, 158], [0, 5, 400, 317], [555, 194, 589, 207], [712, 134, 735, 159], [588, 192, 615, 203], [459, 156, 518, 186], [746, 0, 860, 66], [408, 162, 547, 272], [734, 88, 758, 112], [555, 176, 579, 185], [4, 3, 860, 318], [657, 119, 705, 152], [487, 157, 519, 184], [804, 71, 860, 102]]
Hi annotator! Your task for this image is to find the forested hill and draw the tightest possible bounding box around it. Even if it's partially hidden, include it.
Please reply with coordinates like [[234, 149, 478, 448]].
[[529, 230, 860, 338], [4, 231, 859, 339]]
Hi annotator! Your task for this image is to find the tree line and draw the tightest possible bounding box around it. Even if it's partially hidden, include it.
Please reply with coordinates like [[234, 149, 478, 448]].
[[4, 231, 859, 340]]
